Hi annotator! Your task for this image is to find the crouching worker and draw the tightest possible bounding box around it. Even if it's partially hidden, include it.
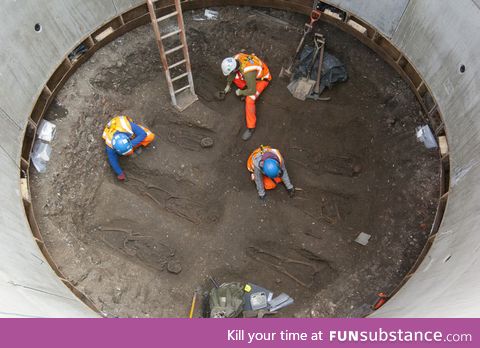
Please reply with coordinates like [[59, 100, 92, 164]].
[[247, 145, 295, 200], [221, 53, 271, 141], [103, 115, 155, 181]]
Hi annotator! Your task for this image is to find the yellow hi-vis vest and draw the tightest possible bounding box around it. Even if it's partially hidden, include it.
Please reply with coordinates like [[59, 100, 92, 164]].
[[234, 53, 272, 81], [102, 116, 134, 148], [247, 146, 284, 173]]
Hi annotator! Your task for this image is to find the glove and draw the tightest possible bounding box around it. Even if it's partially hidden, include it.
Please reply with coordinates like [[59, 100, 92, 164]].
[[287, 187, 295, 198], [224, 85, 231, 94], [117, 172, 126, 181], [259, 194, 266, 201], [235, 89, 243, 97]]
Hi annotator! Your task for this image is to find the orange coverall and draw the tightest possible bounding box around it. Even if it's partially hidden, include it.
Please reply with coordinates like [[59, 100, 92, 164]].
[[231, 53, 272, 129]]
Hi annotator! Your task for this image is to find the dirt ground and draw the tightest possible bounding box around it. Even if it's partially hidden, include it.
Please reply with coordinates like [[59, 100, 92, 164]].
[[30, 7, 440, 318]]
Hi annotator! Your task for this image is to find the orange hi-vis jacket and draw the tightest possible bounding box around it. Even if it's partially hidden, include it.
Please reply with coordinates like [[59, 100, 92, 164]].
[[234, 53, 272, 81], [102, 116, 134, 149], [247, 146, 284, 173]]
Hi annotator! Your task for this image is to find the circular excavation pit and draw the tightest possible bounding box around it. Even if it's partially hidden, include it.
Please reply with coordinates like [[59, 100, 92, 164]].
[[30, 7, 440, 318]]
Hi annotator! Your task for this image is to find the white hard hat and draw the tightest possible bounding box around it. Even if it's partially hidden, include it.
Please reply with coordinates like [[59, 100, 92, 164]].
[[221, 57, 237, 76]]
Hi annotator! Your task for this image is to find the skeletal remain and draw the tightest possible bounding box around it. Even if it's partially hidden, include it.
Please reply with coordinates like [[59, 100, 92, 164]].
[[147, 184, 175, 197], [301, 208, 337, 225], [304, 231, 323, 240], [143, 191, 164, 208], [165, 197, 199, 224], [247, 246, 319, 288], [128, 175, 149, 186], [98, 226, 133, 234]]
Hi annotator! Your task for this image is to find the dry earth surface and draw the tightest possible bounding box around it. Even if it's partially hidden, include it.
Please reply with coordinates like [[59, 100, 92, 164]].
[[30, 7, 440, 317]]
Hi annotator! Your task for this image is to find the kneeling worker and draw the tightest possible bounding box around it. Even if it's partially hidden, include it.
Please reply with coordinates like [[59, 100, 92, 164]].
[[103, 115, 155, 181], [247, 145, 295, 200], [221, 53, 271, 140]]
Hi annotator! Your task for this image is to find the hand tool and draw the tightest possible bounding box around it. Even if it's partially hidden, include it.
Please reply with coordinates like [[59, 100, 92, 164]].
[[279, 9, 321, 79], [307, 34, 331, 101]]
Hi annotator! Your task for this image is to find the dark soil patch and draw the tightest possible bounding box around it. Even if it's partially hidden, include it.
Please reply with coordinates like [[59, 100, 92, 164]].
[[30, 7, 439, 318]]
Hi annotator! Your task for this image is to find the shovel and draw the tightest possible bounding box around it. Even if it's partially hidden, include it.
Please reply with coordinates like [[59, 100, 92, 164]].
[[279, 23, 311, 79], [287, 34, 323, 101], [279, 10, 321, 79], [307, 34, 331, 101]]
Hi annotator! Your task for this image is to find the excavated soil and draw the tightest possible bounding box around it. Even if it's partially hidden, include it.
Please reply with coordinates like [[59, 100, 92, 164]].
[[30, 7, 440, 317]]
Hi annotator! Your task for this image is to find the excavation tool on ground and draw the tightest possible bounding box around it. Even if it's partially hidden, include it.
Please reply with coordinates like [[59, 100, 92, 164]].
[[307, 34, 331, 101], [147, 0, 198, 111], [214, 90, 226, 101], [373, 292, 389, 310], [288, 33, 326, 101], [188, 288, 201, 318], [208, 276, 219, 288], [279, 9, 321, 79]]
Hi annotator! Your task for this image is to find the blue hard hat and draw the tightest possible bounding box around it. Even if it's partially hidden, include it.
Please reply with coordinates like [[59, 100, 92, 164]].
[[112, 132, 133, 155], [263, 158, 280, 178]]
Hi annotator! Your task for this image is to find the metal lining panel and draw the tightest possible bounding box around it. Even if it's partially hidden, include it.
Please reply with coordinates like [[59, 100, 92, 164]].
[[323, 0, 410, 37]]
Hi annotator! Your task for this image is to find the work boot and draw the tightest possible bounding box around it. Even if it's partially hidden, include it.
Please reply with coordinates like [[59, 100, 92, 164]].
[[242, 128, 255, 141]]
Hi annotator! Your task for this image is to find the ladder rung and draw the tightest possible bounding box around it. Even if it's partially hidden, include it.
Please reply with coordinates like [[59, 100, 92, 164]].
[[171, 72, 189, 82], [174, 85, 190, 94], [161, 29, 181, 40], [168, 59, 186, 69], [165, 45, 184, 55], [157, 11, 178, 22]]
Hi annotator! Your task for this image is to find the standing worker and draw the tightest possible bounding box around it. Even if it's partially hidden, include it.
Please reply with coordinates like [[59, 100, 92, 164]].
[[247, 145, 295, 200], [221, 53, 272, 140], [102, 115, 155, 181]]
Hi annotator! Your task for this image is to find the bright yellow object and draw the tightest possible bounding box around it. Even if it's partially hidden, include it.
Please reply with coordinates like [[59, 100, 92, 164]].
[[189, 292, 197, 319], [102, 115, 134, 148]]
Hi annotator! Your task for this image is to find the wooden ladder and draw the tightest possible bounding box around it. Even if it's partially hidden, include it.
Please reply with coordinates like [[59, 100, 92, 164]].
[[147, 0, 197, 111]]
